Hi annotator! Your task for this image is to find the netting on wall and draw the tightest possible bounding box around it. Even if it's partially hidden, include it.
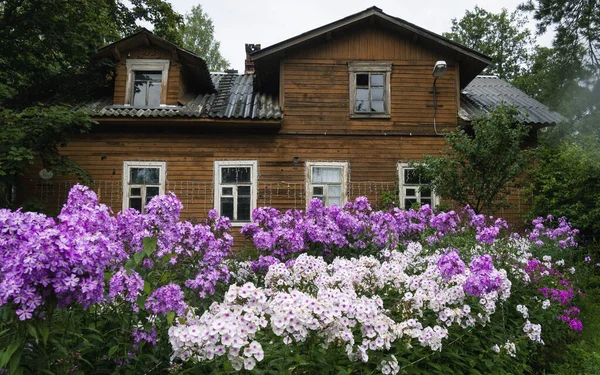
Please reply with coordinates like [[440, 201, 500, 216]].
[[31, 179, 529, 229]]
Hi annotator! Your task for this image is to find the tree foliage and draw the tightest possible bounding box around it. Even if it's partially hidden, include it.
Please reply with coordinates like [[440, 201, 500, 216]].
[[443, 6, 534, 81], [529, 111, 600, 236], [181, 5, 229, 72], [415, 106, 532, 214], [0, 0, 183, 208], [521, 0, 599, 74]]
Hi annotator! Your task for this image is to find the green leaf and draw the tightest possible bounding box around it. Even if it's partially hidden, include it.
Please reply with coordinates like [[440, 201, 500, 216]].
[[8, 348, 21, 375], [108, 345, 119, 358], [133, 251, 144, 265], [143, 236, 157, 257], [167, 311, 175, 325], [37, 324, 49, 346], [26, 323, 38, 344], [0, 342, 21, 368]]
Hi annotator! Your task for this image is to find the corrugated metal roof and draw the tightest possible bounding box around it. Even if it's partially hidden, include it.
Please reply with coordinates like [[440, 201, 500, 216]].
[[87, 73, 282, 120], [460, 76, 566, 125]]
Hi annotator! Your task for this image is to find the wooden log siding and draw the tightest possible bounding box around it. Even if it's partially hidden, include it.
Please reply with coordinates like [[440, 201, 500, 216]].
[[22, 131, 445, 212], [22, 131, 532, 236]]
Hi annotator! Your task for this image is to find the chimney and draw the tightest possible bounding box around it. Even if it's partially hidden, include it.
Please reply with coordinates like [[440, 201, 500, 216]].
[[245, 43, 261, 75]]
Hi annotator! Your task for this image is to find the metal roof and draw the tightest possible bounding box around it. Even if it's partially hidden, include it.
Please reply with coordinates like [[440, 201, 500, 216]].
[[460, 76, 567, 125], [87, 73, 282, 120]]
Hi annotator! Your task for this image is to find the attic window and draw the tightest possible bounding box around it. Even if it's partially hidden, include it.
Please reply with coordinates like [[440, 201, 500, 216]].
[[348, 62, 392, 118], [125, 59, 170, 107], [133, 71, 162, 107]]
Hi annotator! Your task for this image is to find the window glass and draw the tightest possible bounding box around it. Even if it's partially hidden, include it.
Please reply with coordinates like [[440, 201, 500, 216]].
[[371, 74, 384, 86], [123, 162, 165, 213], [215, 162, 256, 224], [307, 163, 347, 207], [222, 167, 251, 183], [349, 63, 391, 117], [356, 74, 369, 86], [132, 70, 162, 107], [400, 165, 437, 209], [220, 197, 234, 219], [312, 167, 342, 184], [130, 168, 160, 184]]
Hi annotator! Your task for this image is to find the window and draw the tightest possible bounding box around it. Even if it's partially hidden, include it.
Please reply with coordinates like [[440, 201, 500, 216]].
[[122, 161, 166, 212], [133, 71, 162, 107], [306, 162, 348, 207], [398, 163, 438, 209], [348, 62, 392, 118], [214, 161, 258, 225], [124, 59, 169, 107]]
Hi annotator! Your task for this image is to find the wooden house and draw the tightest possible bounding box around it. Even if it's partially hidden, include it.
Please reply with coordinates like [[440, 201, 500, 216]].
[[23, 7, 564, 233]]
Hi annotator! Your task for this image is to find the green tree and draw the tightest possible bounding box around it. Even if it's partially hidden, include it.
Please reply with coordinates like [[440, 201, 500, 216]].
[[519, 0, 599, 117], [415, 106, 532, 214], [443, 6, 535, 81], [0, 0, 183, 208], [521, 0, 599, 74], [181, 5, 229, 71]]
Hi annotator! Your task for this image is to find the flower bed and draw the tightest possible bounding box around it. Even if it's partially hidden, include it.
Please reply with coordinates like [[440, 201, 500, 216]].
[[0, 185, 590, 374]]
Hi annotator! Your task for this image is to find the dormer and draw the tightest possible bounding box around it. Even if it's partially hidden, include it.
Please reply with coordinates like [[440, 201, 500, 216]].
[[93, 29, 214, 108]]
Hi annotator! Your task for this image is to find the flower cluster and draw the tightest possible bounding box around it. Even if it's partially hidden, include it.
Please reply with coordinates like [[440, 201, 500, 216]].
[[132, 327, 157, 349], [242, 198, 511, 265], [1, 185, 234, 321], [171, 247, 516, 371], [117, 194, 233, 298], [109, 268, 144, 311], [557, 306, 583, 331], [0, 185, 123, 319], [528, 215, 579, 248], [145, 283, 187, 316]]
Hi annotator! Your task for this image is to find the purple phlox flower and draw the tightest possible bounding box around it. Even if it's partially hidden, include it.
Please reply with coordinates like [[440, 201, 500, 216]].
[[250, 255, 281, 273], [132, 327, 157, 349], [145, 283, 187, 316], [463, 254, 503, 297], [437, 249, 466, 281], [109, 268, 144, 310]]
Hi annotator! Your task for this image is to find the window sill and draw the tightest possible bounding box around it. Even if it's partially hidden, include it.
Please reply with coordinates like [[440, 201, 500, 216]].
[[230, 221, 251, 227], [350, 113, 391, 119]]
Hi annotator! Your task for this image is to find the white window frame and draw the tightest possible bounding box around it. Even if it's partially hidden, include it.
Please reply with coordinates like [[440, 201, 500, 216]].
[[348, 61, 392, 118], [214, 160, 258, 226], [305, 161, 349, 207], [122, 161, 167, 212], [397, 163, 439, 209], [124, 59, 170, 107]]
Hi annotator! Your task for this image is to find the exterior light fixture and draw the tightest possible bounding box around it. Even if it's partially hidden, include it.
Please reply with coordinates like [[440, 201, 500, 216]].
[[432, 60, 447, 78], [432, 61, 447, 135]]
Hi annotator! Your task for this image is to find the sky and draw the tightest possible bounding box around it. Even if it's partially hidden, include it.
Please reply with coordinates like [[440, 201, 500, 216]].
[[168, 0, 554, 72]]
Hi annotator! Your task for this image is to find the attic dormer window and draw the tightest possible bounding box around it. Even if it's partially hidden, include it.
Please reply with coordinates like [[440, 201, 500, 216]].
[[133, 71, 162, 106], [125, 59, 170, 107], [348, 62, 392, 118]]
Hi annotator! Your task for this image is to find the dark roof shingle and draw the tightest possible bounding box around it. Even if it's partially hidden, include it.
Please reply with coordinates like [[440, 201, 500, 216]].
[[87, 73, 282, 120], [460, 76, 566, 125]]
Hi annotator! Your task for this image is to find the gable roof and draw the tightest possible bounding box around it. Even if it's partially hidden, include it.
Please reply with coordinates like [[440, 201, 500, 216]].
[[251, 6, 492, 89], [94, 28, 214, 92], [85, 73, 282, 121], [459, 76, 567, 125]]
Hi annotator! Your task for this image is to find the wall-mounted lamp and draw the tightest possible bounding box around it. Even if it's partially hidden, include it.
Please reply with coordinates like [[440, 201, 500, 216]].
[[432, 61, 447, 135], [433, 60, 447, 78], [293, 157, 299, 164]]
